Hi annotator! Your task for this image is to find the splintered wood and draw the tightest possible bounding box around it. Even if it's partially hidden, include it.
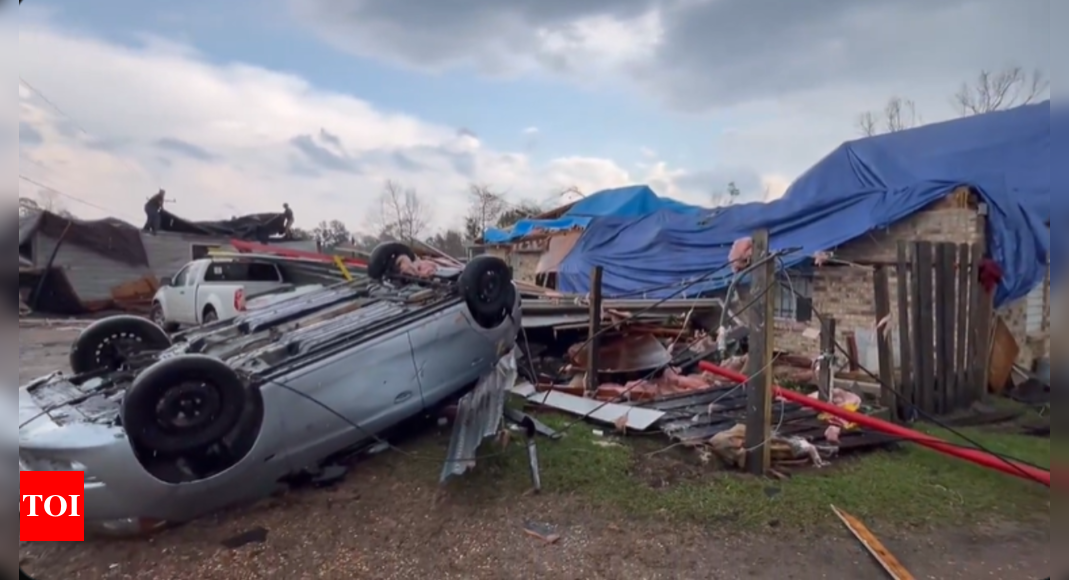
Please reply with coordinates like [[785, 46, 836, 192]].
[[831, 506, 913, 579]]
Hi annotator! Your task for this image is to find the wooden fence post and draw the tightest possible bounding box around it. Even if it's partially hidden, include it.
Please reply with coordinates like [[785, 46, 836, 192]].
[[744, 229, 775, 475]]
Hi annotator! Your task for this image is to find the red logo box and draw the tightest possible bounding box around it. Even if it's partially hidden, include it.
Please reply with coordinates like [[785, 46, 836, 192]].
[[20, 471, 84, 541]]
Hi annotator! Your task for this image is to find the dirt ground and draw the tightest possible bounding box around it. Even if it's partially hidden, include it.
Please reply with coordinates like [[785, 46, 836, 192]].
[[18, 322, 1050, 579]]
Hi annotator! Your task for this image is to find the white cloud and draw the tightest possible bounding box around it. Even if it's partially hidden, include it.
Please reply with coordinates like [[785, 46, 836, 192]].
[[15, 19, 706, 234]]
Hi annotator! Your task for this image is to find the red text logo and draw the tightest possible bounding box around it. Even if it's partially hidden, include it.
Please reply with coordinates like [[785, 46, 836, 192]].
[[20, 471, 84, 541]]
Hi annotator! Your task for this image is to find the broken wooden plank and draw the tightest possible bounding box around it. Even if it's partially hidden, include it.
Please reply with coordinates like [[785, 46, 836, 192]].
[[954, 244, 971, 410], [895, 242, 914, 419], [872, 267, 895, 415], [912, 242, 935, 416], [832, 505, 914, 579]]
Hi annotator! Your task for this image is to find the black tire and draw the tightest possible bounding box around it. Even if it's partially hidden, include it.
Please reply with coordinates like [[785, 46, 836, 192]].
[[122, 355, 247, 455], [459, 255, 514, 328], [69, 315, 172, 374], [202, 307, 218, 324], [150, 302, 179, 333], [368, 242, 415, 280]]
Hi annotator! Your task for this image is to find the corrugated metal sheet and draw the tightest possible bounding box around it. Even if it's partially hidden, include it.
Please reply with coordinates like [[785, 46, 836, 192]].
[[523, 313, 590, 328], [440, 351, 516, 482], [34, 232, 151, 302]]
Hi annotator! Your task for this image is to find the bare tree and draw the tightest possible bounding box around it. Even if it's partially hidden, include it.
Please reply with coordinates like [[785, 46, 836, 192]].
[[466, 184, 506, 239], [857, 96, 921, 136], [371, 180, 431, 242], [953, 66, 1049, 116], [710, 181, 741, 207]]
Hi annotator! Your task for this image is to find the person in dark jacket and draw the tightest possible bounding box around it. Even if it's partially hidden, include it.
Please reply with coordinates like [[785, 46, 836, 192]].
[[144, 189, 165, 234], [282, 203, 294, 234]]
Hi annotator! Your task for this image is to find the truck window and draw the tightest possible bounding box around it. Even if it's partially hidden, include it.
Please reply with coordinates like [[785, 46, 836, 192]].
[[172, 265, 192, 286], [203, 262, 281, 283]]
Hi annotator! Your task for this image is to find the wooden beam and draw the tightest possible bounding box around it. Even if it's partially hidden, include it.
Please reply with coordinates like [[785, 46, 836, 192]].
[[818, 317, 836, 402], [744, 229, 775, 476], [872, 266, 896, 417], [586, 266, 603, 395]]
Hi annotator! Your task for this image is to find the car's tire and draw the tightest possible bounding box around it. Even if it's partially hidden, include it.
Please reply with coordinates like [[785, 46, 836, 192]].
[[459, 255, 514, 328], [69, 315, 172, 374], [368, 242, 416, 280], [202, 306, 218, 324], [121, 355, 247, 455], [150, 302, 179, 333]]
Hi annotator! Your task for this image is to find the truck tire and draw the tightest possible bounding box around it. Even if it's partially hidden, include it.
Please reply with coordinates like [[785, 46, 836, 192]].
[[368, 242, 415, 280], [150, 302, 180, 333], [202, 306, 218, 323], [70, 315, 172, 374], [122, 355, 247, 455], [459, 255, 514, 328]]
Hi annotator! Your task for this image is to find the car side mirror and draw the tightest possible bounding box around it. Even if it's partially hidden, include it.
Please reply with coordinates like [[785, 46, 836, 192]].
[[160, 276, 172, 287]]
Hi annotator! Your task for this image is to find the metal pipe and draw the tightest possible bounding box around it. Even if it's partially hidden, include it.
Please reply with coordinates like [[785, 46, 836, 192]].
[[697, 361, 1050, 487]]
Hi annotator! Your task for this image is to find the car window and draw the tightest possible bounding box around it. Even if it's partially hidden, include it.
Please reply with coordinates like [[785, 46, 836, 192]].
[[203, 262, 281, 283]]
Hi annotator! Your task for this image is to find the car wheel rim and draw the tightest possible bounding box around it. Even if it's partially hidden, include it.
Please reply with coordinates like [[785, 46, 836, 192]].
[[155, 382, 221, 432], [93, 333, 142, 370]]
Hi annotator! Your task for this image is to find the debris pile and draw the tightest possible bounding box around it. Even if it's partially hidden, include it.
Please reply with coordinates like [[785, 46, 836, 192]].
[[514, 295, 895, 470]]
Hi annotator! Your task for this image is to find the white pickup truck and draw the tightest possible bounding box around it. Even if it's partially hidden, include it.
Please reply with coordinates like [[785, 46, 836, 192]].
[[151, 258, 312, 330]]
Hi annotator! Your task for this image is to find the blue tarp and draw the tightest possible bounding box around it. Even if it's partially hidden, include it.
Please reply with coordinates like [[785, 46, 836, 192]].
[[482, 185, 702, 243], [482, 217, 591, 244], [559, 102, 1050, 306], [565, 185, 704, 217]]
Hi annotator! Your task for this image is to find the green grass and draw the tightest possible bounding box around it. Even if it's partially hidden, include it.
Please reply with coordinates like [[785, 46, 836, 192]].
[[387, 411, 1049, 532]]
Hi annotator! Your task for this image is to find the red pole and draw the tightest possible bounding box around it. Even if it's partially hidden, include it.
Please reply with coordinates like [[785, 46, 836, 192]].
[[698, 361, 1049, 487]]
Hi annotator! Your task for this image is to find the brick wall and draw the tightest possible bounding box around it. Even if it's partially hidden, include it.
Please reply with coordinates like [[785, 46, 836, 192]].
[[485, 246, 541, 284], [775, 206, 984, 359]]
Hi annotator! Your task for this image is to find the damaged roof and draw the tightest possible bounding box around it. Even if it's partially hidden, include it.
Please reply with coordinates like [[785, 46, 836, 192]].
[[19, 210, 149, 266], [158, 209, 286, 239]]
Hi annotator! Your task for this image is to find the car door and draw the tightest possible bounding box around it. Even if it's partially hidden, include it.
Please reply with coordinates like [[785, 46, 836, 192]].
[[407, 304, 497, 409], [270, 327, 423, 469], [165, 264, 197, 324]]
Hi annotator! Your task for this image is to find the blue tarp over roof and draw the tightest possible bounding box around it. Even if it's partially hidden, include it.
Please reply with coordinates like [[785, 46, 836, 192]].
[[559, 102, 1050, 306], [1050, 102, 1066, 285], [482, 185, 701, 243]]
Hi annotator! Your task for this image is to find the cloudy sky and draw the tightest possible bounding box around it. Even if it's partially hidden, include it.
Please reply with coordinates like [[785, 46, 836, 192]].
[[13, 0, 1048, 234]]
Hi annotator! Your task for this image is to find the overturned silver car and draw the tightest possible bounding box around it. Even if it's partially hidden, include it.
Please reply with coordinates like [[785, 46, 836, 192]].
[[18, 244, 519, 533]]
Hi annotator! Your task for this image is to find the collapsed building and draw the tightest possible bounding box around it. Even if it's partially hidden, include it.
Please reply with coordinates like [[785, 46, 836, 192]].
[[19, 209, 315, 315]]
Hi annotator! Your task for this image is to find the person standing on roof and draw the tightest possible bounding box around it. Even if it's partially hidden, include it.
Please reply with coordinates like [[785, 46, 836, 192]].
[[282, 203, 294, 235], [144, 189, 166, 234]]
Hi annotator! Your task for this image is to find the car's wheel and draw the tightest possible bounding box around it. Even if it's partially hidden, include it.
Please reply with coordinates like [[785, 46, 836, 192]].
[[121, 355, 247, 455], [150, 302, 179, 333], [459, 255, 514, 328], [368, 242, 416, 280], [202, 307, 218, 324], [69, 315, 172, 374]]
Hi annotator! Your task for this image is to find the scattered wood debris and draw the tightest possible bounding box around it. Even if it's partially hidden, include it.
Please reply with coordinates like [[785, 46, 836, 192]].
[[832, 505, 913, 579]]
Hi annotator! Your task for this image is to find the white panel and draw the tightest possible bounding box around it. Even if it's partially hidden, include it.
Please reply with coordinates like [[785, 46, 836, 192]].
[[1026, 284, 1044, 333]]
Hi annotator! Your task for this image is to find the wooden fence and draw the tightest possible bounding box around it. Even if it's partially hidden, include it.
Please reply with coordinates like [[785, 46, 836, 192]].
[[874, 241, 995, 420]]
